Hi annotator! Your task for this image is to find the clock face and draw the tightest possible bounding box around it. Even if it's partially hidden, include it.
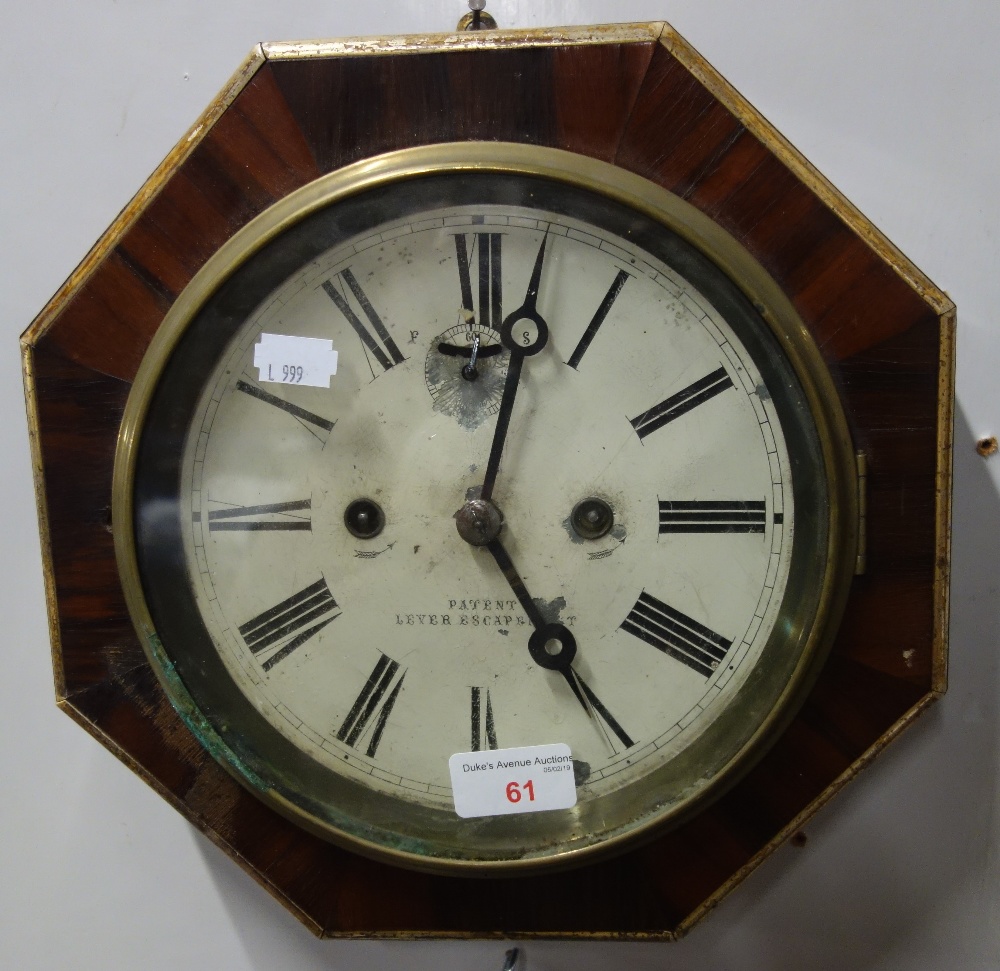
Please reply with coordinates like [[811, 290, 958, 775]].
[[120, 148, 848, 871]]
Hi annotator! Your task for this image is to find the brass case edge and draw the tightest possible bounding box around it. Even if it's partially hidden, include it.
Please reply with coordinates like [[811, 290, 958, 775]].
[[261, 22, 665, 59]]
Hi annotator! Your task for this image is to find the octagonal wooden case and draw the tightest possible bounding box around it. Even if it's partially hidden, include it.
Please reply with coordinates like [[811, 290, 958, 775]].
[[21, 22, 953, 939]]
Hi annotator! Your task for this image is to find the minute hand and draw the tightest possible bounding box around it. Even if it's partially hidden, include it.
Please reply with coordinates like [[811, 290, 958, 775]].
[[484, 535, 590, 715], [479, 233, 550, 502]]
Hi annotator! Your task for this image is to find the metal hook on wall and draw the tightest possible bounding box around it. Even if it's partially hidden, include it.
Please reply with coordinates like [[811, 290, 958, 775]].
[[457, 0, 498, 31]]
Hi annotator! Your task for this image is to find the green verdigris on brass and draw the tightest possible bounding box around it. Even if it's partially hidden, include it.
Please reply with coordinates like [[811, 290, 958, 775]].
[[144, 630, 269, 794]]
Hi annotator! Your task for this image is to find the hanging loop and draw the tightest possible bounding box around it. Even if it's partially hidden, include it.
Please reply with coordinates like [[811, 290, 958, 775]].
[[457, 0, 498, 30], [501, 948, 522, 971]]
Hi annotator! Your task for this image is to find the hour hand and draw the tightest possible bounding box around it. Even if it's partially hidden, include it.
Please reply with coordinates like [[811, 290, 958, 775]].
[[498, 232, 550, 354]]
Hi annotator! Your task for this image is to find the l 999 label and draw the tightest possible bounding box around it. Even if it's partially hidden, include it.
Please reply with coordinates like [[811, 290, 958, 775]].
[[449, 743, 577, 819], [253, 333, 339, 388]]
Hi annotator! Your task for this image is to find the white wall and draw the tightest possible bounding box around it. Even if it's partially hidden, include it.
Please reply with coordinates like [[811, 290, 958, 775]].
[[3, 2, 998, 968]]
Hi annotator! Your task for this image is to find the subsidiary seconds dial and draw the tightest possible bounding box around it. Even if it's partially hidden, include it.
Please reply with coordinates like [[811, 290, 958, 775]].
[[119, 145, 853, 872]]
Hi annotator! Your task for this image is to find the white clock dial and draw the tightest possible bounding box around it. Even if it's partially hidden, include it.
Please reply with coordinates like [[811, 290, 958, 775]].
[[182, 205, 792, 810], [123, 152, 844, 870]]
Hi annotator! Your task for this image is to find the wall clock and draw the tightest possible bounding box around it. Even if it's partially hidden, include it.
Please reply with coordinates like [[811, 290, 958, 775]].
[[21, 20, 953, 938]]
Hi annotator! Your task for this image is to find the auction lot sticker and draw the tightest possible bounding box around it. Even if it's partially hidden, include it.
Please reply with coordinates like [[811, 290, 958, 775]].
[[449, 743, 577, 818]]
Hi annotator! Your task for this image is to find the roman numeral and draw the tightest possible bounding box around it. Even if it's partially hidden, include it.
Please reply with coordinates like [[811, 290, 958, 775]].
[[658, 500, 766, 534], [235, 379, 335, 443], [571, 670, 635, 751], [238, 578, 340, 672], [336, 653, 406, 758], [322, 269, 405, 372], [470, 686, 498, 751], [621, 592, 731, 678], [205, 498, 312, 532], [454, 231, 502, 330], [630, 367, 734, 440], [566, 268, 630, 368]]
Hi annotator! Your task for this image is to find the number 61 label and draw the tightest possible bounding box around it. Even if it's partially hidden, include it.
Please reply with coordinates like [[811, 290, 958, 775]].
[[448, 743, 577, 819]]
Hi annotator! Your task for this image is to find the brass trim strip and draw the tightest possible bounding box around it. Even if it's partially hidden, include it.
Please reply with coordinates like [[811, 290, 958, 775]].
[[20, 45, 267, 348], [20, 344, 66, 702], [659, 27, 955, 318], [932, 306, 957, 696], [262, 22, 665, 60]]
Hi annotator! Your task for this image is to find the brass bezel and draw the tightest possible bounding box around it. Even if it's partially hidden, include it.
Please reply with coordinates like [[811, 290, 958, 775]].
[[112, 142, 858, 875]]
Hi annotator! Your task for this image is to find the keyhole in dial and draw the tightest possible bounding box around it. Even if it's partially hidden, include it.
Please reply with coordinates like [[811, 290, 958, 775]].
[[344, 498, 385, 539], [571, 497, 614, 540]]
